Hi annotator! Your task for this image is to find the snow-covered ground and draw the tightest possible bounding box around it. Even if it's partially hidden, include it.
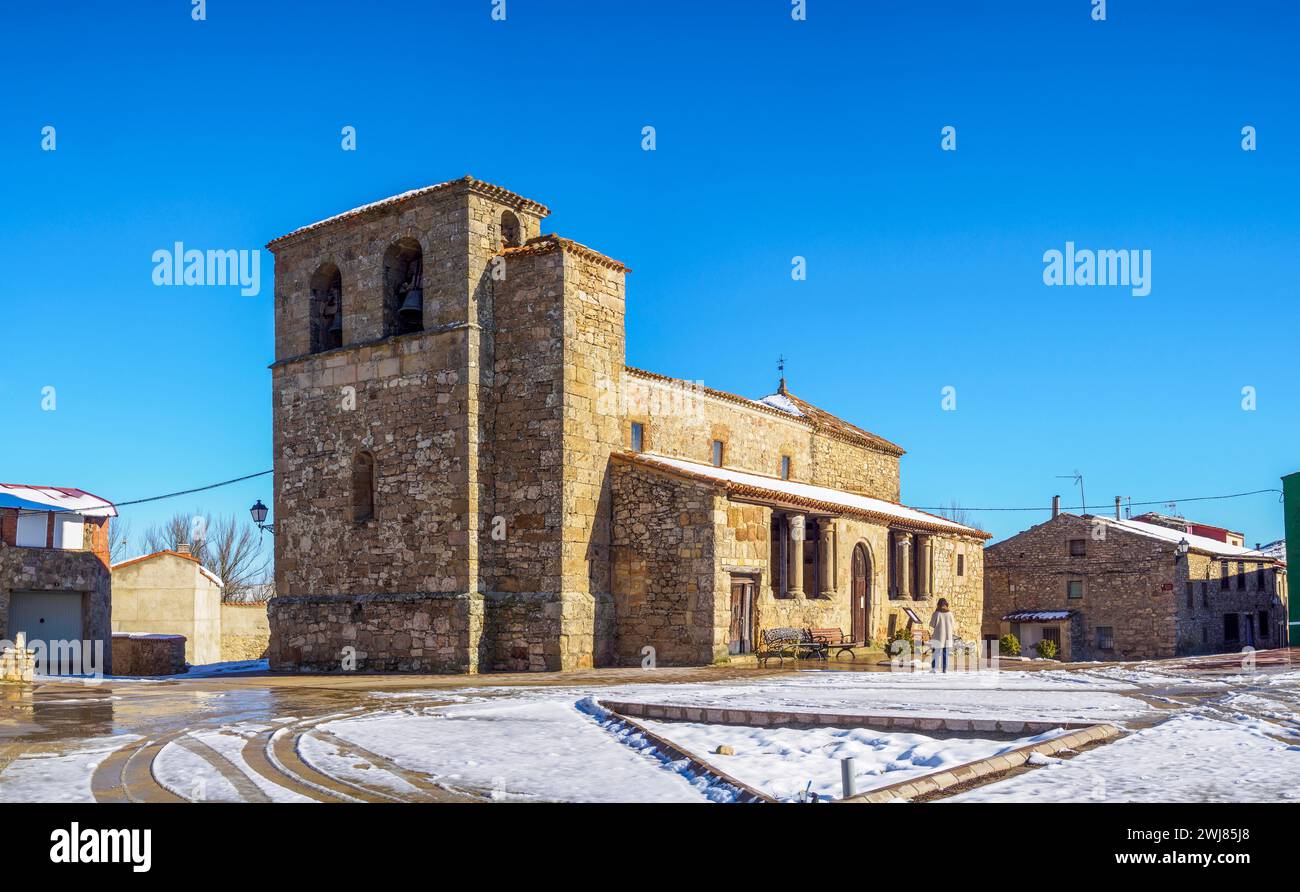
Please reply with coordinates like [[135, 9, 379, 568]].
[[588, 668, 1154, 723], [949, 712, 1300, 803], [6, 661, 1300, 803], [318, 698, 713, 803], [640, 718, 1067, 801], [0, 735, 138, 803]]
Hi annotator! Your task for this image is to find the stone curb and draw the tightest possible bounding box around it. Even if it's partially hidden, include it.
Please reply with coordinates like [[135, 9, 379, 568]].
[[837, 723, 1122, 803], [598, 700, 1096, 737], [594, 701, 775, 803]]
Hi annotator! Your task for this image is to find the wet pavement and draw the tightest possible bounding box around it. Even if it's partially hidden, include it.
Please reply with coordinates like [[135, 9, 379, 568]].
[[1, 649, 1296, 803]]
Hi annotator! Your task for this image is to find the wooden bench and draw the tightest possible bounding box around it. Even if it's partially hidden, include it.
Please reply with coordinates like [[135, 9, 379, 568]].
[[757, 627, 826, 666], [809, 627, 864, 660]]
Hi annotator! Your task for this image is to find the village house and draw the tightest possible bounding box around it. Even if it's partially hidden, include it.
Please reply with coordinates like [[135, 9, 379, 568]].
[[265, 176, 989, 673], [983, 497, 1289, 661], [0, 484, 115, 675], [111, 546, 224, 665]]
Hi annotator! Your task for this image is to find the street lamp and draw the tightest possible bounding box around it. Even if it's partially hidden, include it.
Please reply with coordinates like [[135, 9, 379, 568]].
[[1176, 537, 1189, 561], [250, 499, 275, 535]]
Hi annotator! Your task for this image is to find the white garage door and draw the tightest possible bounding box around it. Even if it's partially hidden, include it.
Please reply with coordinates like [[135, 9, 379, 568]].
[[9, 591, 84, 674]]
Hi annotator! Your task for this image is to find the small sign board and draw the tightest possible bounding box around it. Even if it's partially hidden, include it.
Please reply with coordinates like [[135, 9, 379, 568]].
[[902, 607, 922, 624]]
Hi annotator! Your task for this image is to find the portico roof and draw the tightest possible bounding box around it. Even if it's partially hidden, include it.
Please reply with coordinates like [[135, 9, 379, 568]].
[[1003, 610, 1075, 623], [619, 453, 990, 539]]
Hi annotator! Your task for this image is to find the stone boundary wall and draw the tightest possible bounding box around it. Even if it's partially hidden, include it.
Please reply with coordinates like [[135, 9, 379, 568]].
[[598, 700, 1097, 738], [839, 723, 1120, 803], [595, 701, 772, 803], [112, 633, 187, 676], [220, 601, 270, 662], [268, 593, 483, 673]]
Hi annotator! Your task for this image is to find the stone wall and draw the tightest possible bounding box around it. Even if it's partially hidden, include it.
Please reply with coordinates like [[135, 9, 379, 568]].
[[1175, 552, 1288, 654], [0, 543, 112, 675], [984, 515, 1179, 660], [610, 460, 722, 666], [112, 633, 186, 676], [268, 593, 483, 673], [621, 371, 900, 501], [220, 601, 270, 662], [272, 330, 470, 597]]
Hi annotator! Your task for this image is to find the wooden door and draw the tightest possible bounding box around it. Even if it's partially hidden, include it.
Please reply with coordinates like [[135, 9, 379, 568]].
[[851, 545, 870, 643], [729, 579, 755, 654]]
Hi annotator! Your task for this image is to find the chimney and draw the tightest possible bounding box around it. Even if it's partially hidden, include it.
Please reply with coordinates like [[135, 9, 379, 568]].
[[176, 543, 191, 555], [1052, 495, 1060, 518], [1114, 496, 1122, 521]]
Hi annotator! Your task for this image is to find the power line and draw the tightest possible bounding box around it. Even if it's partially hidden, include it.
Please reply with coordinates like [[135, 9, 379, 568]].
[[102, 468, 1281, 519], [916, 489, 1282, 513], [110, 470, 272, 510]]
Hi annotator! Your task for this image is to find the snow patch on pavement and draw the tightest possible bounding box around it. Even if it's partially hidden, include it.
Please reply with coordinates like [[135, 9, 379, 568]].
[[640, 719, 1067, 801]]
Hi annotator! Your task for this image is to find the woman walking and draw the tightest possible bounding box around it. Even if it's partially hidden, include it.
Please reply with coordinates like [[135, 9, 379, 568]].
[[929, 599, 956, 673]]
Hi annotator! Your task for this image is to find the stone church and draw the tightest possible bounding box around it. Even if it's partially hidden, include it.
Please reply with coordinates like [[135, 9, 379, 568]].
[[266, 176, 988, 673]]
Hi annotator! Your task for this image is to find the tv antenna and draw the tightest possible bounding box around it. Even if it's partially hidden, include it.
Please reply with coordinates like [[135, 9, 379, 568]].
[[1056, 471, 1085, 513]]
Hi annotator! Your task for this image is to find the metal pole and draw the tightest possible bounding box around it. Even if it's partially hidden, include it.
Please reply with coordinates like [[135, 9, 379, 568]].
[[1283, 472, 1300, 646], [841, 757, 857, 799]]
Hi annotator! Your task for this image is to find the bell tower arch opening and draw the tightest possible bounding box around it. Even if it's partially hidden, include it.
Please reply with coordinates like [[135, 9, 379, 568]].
[[383, 237, 424, 336]]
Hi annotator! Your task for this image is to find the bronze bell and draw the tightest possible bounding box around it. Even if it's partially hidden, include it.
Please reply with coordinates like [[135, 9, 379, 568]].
[[398, 287, 423, 325]]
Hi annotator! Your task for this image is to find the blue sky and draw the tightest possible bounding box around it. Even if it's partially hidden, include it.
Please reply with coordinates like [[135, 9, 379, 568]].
[[1, 0, 1296, 548]]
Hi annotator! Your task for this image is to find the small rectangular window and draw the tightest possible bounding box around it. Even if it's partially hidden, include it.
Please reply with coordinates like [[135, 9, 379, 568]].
[[1200, 580, 1209, 608], [1068, 539, 1086, 557], [1224, 613, 1240, 641], [1096, 626, 1114, 650], [1259, 611, 1270, 639], [956, 553, 965, 577], [1256, 565, 1266, 591], [1236, 561, 1246, 590], [1067, 579, 1084, 599], [630, 422, 644, 453], [780, 455, 791, 480], [712, 439, 724, 467], [1221, 561, 1230, 589]]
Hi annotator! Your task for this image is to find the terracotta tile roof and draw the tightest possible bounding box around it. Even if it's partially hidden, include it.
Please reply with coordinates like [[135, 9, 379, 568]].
[[623, 367, 904, 456], [498, 234, 630, 273], [111, 549, 225, 586], [616, 452, 990, 540], [267, 176, 551, 249], [761, 386, 905, 455], [1003, 610, 1076, 623]]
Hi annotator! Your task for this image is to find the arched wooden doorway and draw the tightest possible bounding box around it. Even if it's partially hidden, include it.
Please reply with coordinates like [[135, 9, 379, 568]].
[[852, 544, 871, 643]]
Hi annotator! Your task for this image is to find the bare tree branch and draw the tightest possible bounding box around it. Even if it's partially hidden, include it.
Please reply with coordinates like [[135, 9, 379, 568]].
[[139, 510, 270, 601]]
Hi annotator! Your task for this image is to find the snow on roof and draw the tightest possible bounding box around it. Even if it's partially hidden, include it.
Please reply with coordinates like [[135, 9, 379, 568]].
[[0, 484, 116, 517], [629, 453, 988, 538], [267, 176, 550, 247], [1099, 516, 1275, 560], [1003, 610, 1075, 623], [754, 392, 805, 417], [1260, 540, 1286, 563]]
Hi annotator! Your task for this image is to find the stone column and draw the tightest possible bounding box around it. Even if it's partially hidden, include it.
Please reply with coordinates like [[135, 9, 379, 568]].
[[897, 533, 912, 599], [819, 520, 836, 598], [788, 514, 805, 599], [917, 535, 932, 598]]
